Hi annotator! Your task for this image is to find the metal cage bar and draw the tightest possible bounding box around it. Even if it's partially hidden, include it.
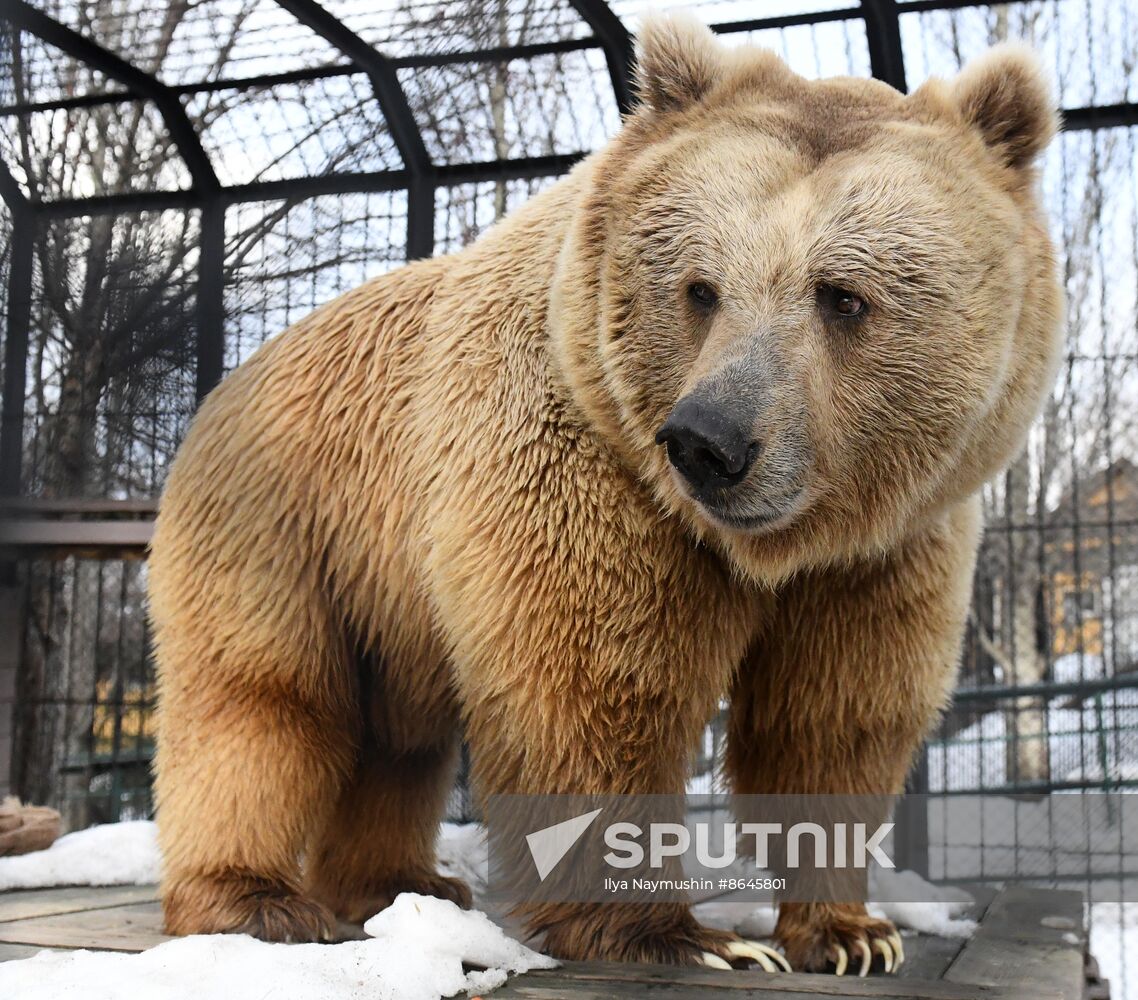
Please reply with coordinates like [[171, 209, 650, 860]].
[[5, 0, 219, 195], [862, 0, 908, 92], [0, 203, 32, 499], [568, 0, 635, 115], [195, 202, 226, 402], [273, 0, 436, 260], [0, 37, 603, 118], [29, 152, 588, 220]]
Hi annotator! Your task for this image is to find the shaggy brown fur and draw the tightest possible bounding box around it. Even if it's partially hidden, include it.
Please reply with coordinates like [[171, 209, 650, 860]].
[[149, 15, 1062, 971]]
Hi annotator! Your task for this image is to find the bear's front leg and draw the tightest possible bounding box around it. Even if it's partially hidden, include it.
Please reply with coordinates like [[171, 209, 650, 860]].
[[726, 500, 981, 974], [438, 481, 787, 969], [462, 659, 790, 970]]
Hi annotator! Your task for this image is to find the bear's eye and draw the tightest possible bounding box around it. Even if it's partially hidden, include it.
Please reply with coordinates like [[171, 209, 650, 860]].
[[687, 282, 719, 310], [819, 285, 867, 319]]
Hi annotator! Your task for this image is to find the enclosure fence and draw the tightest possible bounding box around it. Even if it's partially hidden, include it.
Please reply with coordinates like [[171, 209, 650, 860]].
[[0, 0, 1136, 994]]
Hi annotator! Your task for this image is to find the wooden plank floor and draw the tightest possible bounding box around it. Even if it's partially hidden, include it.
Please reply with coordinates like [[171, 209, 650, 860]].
[[0, 884, 1086, 999]]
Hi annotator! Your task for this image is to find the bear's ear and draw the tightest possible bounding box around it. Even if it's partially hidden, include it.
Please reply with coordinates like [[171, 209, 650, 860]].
[[951, 44, 1058, 169], [634, 12, 723, 113]]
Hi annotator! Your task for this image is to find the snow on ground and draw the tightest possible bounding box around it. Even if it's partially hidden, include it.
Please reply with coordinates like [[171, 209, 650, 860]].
[[0, 825, 547, 999], [928, 654, 1138, 792], [0, 820, 160, 890], [691, 898, 776, 935], [1090, 902, 1138, 1000], [927, 790, 1138, 883], [0, 893, 556, 1000], [0, 821, 483, 894], [928, 695, 1138, 791], [1, 818, 979, 971], [41, 819, 1138, 997], [866, 869, 977, 938]]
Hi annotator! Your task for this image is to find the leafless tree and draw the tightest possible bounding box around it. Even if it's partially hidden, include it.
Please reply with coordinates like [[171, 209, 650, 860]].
[[933, 2, 1138, 782], [7, 0, 386, 819]]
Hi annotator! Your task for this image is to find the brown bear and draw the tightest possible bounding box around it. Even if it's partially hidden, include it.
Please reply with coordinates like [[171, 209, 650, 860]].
[[149, 14, 1062, 975]]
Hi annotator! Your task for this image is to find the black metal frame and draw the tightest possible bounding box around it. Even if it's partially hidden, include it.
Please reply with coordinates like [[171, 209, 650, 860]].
[[568, 0, 635, 114], [862, 0, 907, 91], [0, 196, 32, 501], [5, 1, 219, 194], [272, 0, 436, 260]]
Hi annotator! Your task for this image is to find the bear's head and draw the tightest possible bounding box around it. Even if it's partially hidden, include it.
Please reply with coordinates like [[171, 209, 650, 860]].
[[551, 13, 1063, 581]]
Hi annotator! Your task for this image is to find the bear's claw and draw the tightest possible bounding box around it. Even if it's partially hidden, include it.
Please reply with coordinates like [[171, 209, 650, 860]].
[[873, 933, 902, 974], [833, 944, 847, 977], [829, 930, 905, 976], [727, 939, 793, 972], [698, 940, 791, 973]]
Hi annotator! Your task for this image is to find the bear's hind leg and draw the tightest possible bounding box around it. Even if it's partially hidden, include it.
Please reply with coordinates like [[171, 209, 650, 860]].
[[305, 738, 471, 924]]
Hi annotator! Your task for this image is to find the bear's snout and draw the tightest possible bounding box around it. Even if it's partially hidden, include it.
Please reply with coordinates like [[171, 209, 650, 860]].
[[655, 396, 759, 494]]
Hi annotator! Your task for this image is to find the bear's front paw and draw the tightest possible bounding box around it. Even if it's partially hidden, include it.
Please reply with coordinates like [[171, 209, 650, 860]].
[[163, 873, 337, 943], [536, 904, 790, 971], [776, 902, 903, 976]]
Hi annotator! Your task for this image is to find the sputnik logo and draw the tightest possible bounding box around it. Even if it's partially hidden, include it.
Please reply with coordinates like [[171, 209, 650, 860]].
[[525, 809, 603, 881]]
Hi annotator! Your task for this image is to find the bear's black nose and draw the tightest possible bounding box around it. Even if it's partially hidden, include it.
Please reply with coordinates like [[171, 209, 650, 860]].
[[655, 396, 759, 493]]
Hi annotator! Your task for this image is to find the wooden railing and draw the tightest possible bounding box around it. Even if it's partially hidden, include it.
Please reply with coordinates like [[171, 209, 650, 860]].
[[0, 499, 156, 556]]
